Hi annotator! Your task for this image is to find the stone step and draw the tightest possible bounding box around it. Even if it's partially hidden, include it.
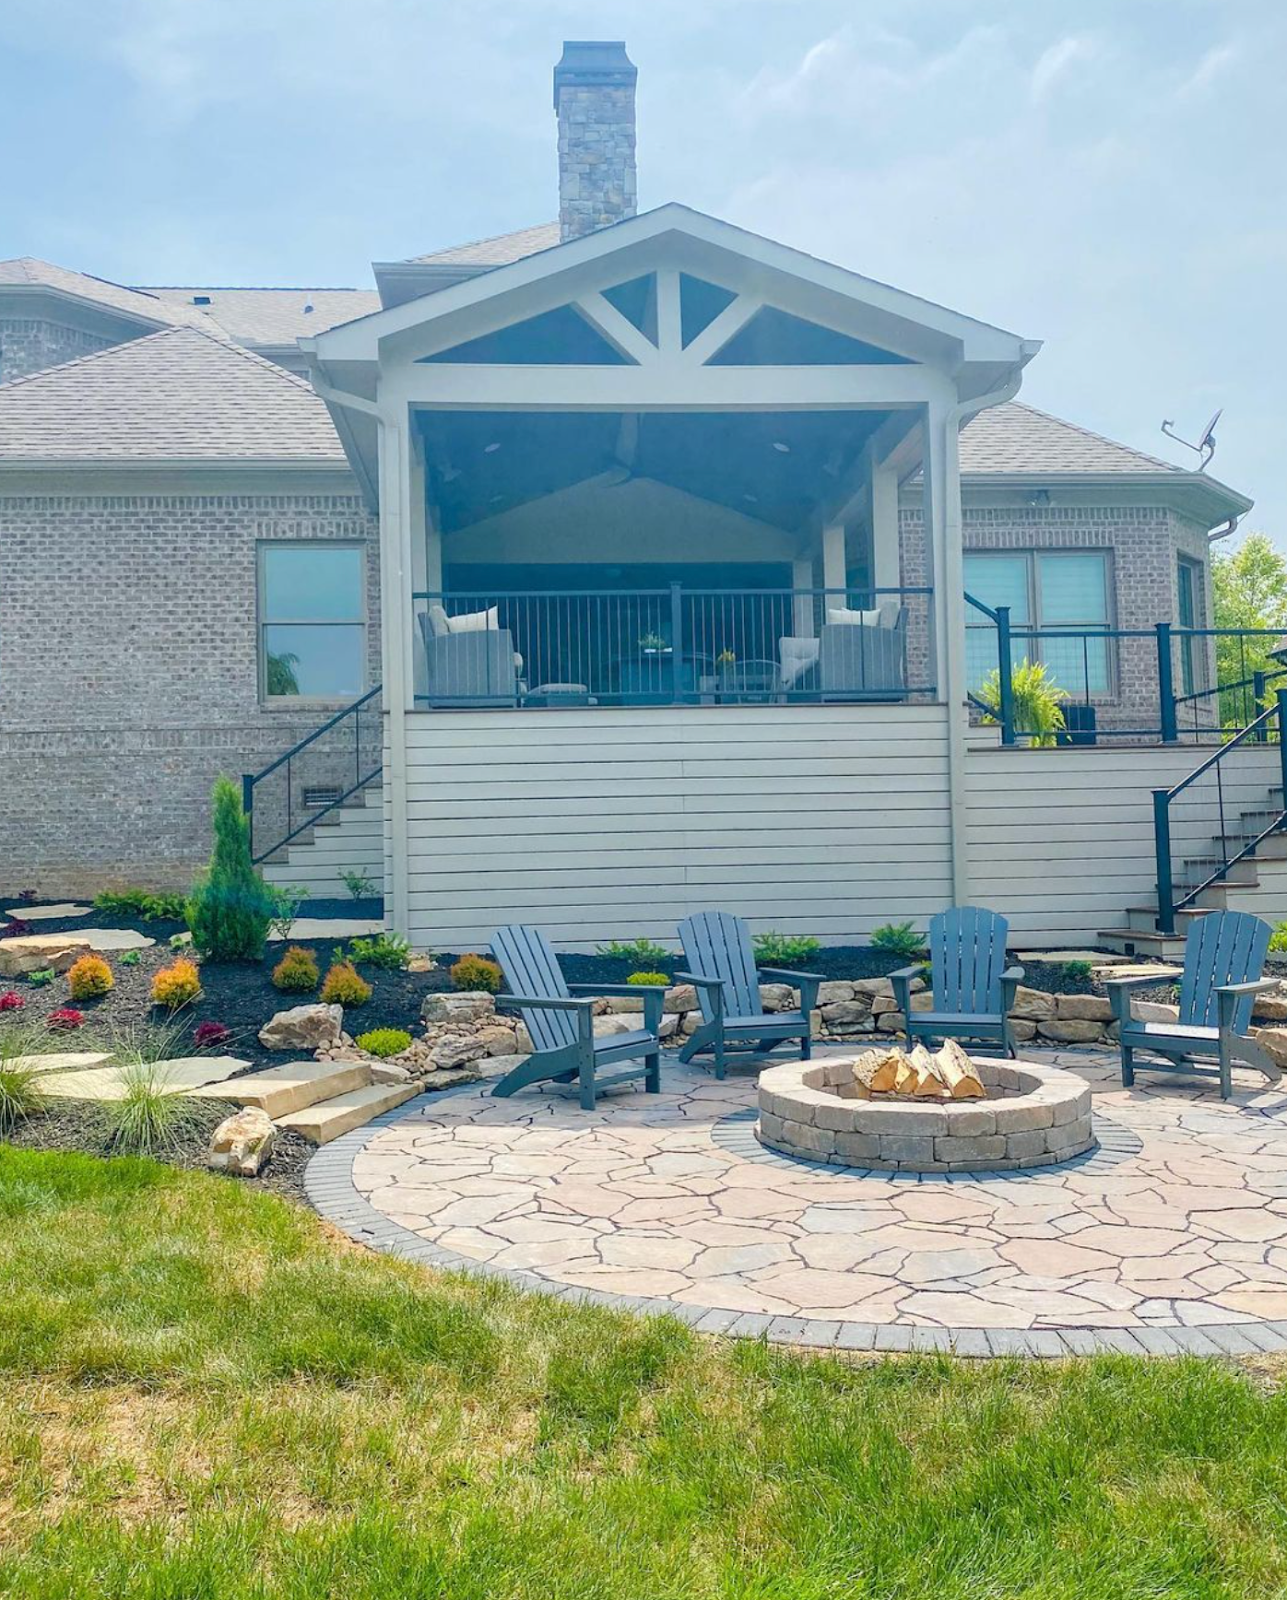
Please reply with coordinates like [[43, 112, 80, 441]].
[[275, 1080, 421, 1144], [198, 1059, 372, 1119], [1096, 927, 1191, 960]]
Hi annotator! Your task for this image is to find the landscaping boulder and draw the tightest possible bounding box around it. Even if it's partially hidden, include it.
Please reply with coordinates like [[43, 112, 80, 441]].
[[816, 980, 856, 1005], [429, 1034, 488, 1069], [1253, 991, 1287, 1022], [0, 933, 92, 977], [421, 991, 495, 1024], [1037, 1018, 1104, 1043], [368, 1061, 413, 1085], [208, 1108, 275, 1177], [758, 982, 796, 1010], [1053, 993, 1114, 1022], [1010, 986, 1056, 1021], [1252, 1027, 1287, 1069], [259, 1003, 343, 1051]]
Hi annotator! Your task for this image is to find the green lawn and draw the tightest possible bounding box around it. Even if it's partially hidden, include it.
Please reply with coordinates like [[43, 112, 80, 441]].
[[2, 1147, 1287, 1598]]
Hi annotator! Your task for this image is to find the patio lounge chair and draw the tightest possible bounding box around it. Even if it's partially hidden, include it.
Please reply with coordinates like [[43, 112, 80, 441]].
[[419, 604, 522, 707], [890, 906, 1023, 1055], [1105, 909, 1279, 1099], [675, 910, 821, 1077], [489, 923, 665, 1110]]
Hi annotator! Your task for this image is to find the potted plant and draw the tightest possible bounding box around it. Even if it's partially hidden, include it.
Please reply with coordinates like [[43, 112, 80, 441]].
[[637, 631, 671, 658]]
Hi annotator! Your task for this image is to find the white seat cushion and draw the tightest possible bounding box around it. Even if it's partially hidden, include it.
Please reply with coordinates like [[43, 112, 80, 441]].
[[447, 605, 499, 634]]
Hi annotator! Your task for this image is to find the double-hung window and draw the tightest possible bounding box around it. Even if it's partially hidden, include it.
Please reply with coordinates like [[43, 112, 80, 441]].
[[965, 550, 1113, 695], [259, 543, 366, 701]]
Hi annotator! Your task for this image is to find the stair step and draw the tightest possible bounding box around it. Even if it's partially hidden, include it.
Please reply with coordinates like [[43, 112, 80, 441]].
[[199, 1060, 372, 1119], [276, 1080, 421, 1144], [1097, 927, 1191, 960]]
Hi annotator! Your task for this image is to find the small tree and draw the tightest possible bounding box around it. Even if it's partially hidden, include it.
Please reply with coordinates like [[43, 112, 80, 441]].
[[1212, 531, 1287, 726], [185, 777, 273, 962]]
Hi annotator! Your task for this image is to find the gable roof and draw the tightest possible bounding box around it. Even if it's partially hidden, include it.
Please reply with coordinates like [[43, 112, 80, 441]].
[[960, 401, 1180, 476], [136, 286, 382, 346], [0, 257, 209, 329], [407, 222, 560, 267], [0, 326, 347, 465]]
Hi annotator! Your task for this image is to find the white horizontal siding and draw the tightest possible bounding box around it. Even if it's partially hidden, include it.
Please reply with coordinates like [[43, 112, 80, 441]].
[[401, 703, 953, 950], [967, 744, 1283, 946]]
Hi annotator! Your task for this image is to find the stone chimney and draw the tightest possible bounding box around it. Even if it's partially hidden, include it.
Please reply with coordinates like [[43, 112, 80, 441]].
[[554, 41, 638, 242]]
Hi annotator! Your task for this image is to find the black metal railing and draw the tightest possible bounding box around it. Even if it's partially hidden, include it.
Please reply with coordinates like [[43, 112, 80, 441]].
[[1153, 688, 1287, 935], [242, 686, 382, 865], [410, 585, 936, 708]]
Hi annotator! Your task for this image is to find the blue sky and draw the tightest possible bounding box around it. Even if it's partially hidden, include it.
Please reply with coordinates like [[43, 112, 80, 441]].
[[2, 0, 1283, 538]]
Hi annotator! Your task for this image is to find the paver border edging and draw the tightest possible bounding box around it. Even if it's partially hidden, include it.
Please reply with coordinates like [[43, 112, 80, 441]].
[[303, 1082, 1287, 1361]]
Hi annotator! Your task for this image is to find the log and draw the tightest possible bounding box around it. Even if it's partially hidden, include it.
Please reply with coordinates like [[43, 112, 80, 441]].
[[892, 1054, 920, 1095], [851, 1049, 901, 1094], [909, 1043, 947, 1098], [934, 1038, 985, 1099]]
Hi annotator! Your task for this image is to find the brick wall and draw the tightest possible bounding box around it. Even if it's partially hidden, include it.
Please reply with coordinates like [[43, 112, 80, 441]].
[[0, 489, 380, 895], [0, 318, 118, 383], [899, 494, 1214, 735]]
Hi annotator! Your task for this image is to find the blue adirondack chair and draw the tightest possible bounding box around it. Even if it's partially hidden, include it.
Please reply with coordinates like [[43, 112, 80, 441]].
[[675, 910, 821, 1077], [489, 924, 665, 1110], [889, 906, 1022, 1055], [1105, 909, 1279, 1099]]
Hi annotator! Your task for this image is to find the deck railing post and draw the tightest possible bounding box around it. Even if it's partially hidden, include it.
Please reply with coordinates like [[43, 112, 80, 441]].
[[1253, 671, 1268, 741], [669, 582, 684, 706], [241, 773, 255, 856], [1153, 787, 1176, 935], [1156, 623, 1177, 743], [1278, 691, 1287, 802], [994, 604, 1015, 746]]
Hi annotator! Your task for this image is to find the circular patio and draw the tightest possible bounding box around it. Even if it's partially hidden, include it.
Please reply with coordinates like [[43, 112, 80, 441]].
[[306, 1048, 1287, 1357]]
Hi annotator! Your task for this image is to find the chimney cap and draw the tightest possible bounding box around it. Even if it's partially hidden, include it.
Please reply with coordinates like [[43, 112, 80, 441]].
[[553, 40, 637, 109]]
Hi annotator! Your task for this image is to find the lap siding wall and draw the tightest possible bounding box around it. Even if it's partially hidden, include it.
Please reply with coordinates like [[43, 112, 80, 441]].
[[399, 703, 954, 949]]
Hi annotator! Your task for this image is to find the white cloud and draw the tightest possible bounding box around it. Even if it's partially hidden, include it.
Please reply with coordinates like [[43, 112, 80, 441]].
[[1029, 35, 1098, 104], [1175, 41, 1240, 101]]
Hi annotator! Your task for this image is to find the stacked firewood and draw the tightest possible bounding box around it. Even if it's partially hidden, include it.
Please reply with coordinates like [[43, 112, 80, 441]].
[[851, 1039, 985, 1100]]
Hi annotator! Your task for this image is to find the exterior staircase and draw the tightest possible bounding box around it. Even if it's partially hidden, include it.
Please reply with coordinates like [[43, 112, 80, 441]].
[[1099, 784, 1287, 959], [261, 785, 384, 900], [203, 1056, 417, 1145]]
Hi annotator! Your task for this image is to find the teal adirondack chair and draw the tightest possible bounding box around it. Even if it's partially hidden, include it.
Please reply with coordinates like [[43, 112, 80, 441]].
[[489, 924, 665, 1110], [676, 910, 821, 1077], [889, 906, 1023, 1055], [1105, 909, 1279, 1099]]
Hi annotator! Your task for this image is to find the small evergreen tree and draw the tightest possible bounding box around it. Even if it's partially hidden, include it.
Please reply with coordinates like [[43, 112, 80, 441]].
[[185, 777, 273, 961]]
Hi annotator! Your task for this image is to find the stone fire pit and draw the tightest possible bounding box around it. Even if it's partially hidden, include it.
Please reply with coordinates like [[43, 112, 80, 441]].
[[757, 1051, 1095, 1173]]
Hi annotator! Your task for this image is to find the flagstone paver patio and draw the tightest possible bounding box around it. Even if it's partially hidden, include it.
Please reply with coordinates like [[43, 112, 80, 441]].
[[307, 1048, 1287, 1356]]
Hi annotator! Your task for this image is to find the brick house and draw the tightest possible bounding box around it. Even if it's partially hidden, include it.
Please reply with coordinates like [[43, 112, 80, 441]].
[[0, 41, 1266, 953]]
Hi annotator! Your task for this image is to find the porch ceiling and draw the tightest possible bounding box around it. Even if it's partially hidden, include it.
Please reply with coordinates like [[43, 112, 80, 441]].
[[417, 407, 893, 532]]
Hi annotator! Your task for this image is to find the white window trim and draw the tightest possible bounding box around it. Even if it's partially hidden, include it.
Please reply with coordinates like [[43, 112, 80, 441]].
[[257, 540, 368, 709]]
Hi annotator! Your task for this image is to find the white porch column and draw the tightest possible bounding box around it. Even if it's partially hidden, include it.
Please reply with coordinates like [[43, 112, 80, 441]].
[[791, 558, 814, 636], [869, 461, 900, 593], [408, 427, 432, 705], [376, 403, 415, 938], [821, 522, 846, 597], [923, 401, 969, 904]]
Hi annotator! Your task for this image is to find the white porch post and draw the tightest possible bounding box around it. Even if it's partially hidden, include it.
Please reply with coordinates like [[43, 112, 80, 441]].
[[791, 558, 814, 636], [377, 403, 415, 938], [408, 426, 432, 705], [822, 522, 846, 597], [869, 461, 900, 593], [923, 401, 970, 904]]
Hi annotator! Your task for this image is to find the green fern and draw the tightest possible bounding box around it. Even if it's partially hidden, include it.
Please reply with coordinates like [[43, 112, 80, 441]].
[[978, 659, 1067, 748]]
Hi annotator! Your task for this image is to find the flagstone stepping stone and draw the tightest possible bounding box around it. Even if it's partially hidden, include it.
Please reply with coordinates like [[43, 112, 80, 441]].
[[79, 928, 156, 953], [38, 1055, 249, 1100], [0, 933, 93, 976], [8, 1051, 112, 1075], [267, 918, 382, 942], [2, 903, 92, 921]]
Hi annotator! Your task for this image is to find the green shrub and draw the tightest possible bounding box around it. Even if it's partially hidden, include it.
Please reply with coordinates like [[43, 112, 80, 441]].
[[320, 961, 373, 1007], [66, 954, 113, 1000], [272, 945, 320, 993], [1270, 923, 1287, 954], [25, 969, 54, 987], [0, 1062, 47, 1135], [119, 949, 141, 968], [100, 1063, 201, 1158], [93, 888, 187, 922], [341, 868, 377, 901], [185, 777, 274, 963], [752, 932, 821, 965], [266, 884, 307, 943], [347, 933, 411, 971], [977, 659, 1067, 748], [627, 971, 670, 986], [870, 921, 926, 958], [596, 937, 670, 966], [450, 954, 502, 994], [356, 1027, 413, 1058], [150, 958, 202, 1012], [1057, 959, 1093, 983]]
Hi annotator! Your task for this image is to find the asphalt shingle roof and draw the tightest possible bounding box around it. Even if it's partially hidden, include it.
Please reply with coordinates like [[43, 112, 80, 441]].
[[960, 401, 1180, 476], [0, 257, 210, 329], [0, 326, 347, 464], [407, 222, 560, 267], [136, 286, 381, 345]]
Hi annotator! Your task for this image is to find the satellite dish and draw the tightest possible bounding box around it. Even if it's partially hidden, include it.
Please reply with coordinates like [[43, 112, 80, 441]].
[[1161, 408, 1222, 470]]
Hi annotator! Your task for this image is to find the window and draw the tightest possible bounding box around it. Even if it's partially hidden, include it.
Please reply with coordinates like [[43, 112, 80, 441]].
[[259, 543, 365, 700], [1177, 556, 1205, 696], [965, 550, 1113, 695]]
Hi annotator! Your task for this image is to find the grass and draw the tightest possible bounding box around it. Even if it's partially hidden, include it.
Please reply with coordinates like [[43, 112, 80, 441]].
[[1, 1151, 1287, 1595], [98, 1062, 204, 1157]]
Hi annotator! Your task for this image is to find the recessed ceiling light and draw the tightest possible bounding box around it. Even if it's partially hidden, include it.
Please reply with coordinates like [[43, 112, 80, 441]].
[[771, 440, 791, 454], [483, 441, 502, 454], [489, 493, 504, 503], [743, 493, 759, 503]]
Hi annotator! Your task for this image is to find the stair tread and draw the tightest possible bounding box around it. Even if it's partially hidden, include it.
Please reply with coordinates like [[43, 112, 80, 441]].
[[200, 1060, 372, 1119], [276, 1080, 420, 1144]]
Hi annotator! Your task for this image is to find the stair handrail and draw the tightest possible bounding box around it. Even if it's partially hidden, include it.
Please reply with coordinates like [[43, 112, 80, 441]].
[[1154, 687, 1287, 935], [964, 591, 1014, 745], [242, 684, 383, 865]]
